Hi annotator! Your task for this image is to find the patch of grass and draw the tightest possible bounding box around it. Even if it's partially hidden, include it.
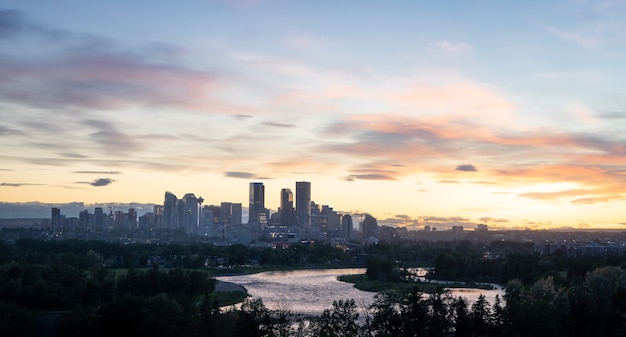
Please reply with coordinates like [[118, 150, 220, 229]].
[[338, 274, 436, 294], [338, 274, 494, 295]]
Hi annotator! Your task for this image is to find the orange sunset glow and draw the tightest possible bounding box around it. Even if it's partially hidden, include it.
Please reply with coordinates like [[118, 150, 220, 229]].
[[2, 1, 626, 230]]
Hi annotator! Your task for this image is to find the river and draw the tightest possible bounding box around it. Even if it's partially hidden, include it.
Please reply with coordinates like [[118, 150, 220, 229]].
[[216, 268, 504, 315]]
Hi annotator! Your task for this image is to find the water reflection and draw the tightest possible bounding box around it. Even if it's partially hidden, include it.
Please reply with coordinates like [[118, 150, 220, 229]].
[[217, 268, 374, 315], [217, 268, 504, 315]]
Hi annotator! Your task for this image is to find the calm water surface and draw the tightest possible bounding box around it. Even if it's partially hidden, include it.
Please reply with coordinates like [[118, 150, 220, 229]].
[[217, 268, 374, 315], [217, 268, 504, 315]]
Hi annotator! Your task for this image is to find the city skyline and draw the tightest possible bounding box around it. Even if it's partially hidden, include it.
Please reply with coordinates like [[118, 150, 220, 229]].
[[2, 1, 626, 230]]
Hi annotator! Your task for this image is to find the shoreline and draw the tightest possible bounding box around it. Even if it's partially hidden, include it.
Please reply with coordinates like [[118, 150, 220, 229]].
[[215, 280, 247, 293]]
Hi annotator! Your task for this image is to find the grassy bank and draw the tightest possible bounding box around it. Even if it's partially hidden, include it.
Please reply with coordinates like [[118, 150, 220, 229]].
[[338, 274, 496, 294], [205, 263, 363, 277]]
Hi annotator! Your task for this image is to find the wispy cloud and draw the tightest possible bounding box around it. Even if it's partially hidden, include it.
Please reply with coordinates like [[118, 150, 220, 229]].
[[1, 182, 82, 190], [82, 119, 141, 155], [225, 171, 257, 179], [0, 11, 219, 113], [439, 180, 460, 184], [73, 170, 121, 174], [479, 217, 510, 223], [545, 26, 599, 49], [432, 41, 473, 55], [571, 195, 623, 205], [0, 9, 69, 40], [518, 189, 593, 200], [60, 153, 89, 159], [342, 174, 396, 181], [260, 121, 296, 128], [1, 182, 43, 187]]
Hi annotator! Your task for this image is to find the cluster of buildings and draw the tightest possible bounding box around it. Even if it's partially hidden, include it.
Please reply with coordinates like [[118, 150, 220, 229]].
[[47, 181, 385, 244]]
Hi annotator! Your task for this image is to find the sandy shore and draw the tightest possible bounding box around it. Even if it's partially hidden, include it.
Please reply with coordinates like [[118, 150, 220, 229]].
[[215, 280, 247, 292]]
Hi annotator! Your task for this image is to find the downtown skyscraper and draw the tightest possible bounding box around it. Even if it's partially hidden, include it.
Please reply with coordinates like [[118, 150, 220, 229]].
[[280, 188, 295, 226], [295, 181, 311, 228], [249, 182, 265, 224]]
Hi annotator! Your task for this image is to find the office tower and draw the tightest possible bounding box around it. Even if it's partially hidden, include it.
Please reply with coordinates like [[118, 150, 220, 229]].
[[280, 188, 295, 226], [153, 205, 163, 229], [310, 201, 321, 230], [203, 205, 220, 226], [220, 202, 232, 226], [321, 205, 340, 231], [163, 191, 178, 229], [360, 214, 379, 239], [51, 207, 61, 229], [249, 182, 265, 224], [220, 202, 244, 226], [94, 207, 105, 231], [78, 210, 89, 228], [128, 208, 137, 228], [341, 214, 353, 239], [296, 181, 311, 228], [182, 193, 201, 234], [231, 203, 242, 225]]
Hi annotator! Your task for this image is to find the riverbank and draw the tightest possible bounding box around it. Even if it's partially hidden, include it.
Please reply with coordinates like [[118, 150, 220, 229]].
[[206, 263, 364, 277], [214, 280, 248, 306], [215, 280, 247, 292]]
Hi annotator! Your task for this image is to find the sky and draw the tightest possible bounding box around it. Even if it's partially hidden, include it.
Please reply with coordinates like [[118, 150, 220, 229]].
[[1, 0, 626, 230]]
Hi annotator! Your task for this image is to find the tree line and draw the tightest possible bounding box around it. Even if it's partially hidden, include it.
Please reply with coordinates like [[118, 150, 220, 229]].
[[2, 238, 626, 336]]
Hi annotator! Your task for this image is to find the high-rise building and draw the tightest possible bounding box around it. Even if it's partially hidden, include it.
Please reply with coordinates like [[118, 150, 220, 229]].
[[163, 191, 178, 229], [321, 205, 340, 232], [249, 182, 265, 224], [78, 209, 90, 228], [310, 201, 321, 230], [220, 202, 244, 226], [360, 214, 379, 239], [295, 181, 311, 228], [280, 188, 295, 226], [203, 205, 220, 226], [94, 207, 105, 231], [153, 205, 163, 229], [182, 193, 201, 234], [51, 207, 61, 229], [128, 208, 137, 228], [231, 203, 242, 225], [341, 214, 353, 239]]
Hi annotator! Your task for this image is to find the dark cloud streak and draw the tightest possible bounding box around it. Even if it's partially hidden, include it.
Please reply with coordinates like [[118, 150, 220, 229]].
[[73, 170, 121, 174], [456, 164, 477, 172], [1, 182, 42, 187], [225, 171, 256, 179], [74, 178, 115, 186], [260, 121, 296, 128]]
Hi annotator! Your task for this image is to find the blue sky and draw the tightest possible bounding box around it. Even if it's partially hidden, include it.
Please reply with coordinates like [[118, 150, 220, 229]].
[[2, 0, 626, 230]]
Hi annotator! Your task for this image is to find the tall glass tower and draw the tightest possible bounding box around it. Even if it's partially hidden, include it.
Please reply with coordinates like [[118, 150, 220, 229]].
[[249, 182, 265, 224], [295, 181, 311, 228], [280, 188, 294, 226]]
